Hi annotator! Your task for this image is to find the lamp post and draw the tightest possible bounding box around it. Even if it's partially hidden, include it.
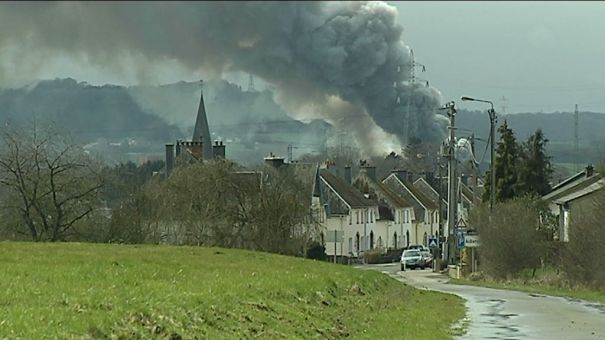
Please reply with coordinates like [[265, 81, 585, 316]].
[[461, 96, 497, 211]]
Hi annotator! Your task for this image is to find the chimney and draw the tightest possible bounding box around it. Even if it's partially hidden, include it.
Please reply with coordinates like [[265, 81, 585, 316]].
[[213, 140, 226, 160], [391, 169, 411, 183], [264, 153, 285, 168], [425, 171, 435, 187], [585, 164, 594, 177], [175, 140, 182, 157], [359, 160, 376, 181], [344, 165, 352, 184], [165, 144, 174, 177], [460, 173, 468, 186]]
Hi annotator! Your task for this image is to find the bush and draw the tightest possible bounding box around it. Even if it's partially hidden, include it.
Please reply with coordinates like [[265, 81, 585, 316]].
[[562, 190, 605, 288], [306, 242, 327, 261], [363, 249, 382, 264], [470, 199, 544, 279]]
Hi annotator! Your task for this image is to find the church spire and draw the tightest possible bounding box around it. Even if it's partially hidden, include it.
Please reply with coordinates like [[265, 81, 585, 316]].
[[192, 80, 213, 159]]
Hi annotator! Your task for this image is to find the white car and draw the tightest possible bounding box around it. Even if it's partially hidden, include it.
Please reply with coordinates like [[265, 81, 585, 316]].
[[400, 249, 424, 271]]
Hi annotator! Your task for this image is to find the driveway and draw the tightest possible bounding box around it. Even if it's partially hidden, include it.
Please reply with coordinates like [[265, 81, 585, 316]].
[[358, 263, 605, 340]]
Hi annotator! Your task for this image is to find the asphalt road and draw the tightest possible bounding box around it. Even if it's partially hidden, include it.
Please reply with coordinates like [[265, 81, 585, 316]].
[[358, 263, 605, 340]]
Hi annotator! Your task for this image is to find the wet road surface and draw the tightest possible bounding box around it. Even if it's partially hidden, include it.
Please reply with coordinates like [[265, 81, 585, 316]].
[[358, 263, 605, 340]]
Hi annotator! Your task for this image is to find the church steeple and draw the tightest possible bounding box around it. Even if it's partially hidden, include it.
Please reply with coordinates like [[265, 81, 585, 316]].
[[192, 80, 213, 159]]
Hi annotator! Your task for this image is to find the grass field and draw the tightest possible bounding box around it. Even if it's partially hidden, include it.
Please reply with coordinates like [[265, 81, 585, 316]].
[[0, 242, 464, 339]]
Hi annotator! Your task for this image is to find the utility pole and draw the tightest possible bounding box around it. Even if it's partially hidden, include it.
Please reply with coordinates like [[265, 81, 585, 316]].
[[488, 107, 496, 211], [441, 101, 457, 264]]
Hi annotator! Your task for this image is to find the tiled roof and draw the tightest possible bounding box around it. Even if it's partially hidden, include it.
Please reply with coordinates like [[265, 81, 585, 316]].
[[320, 169, 375, 208], [544, 174, 604, 203], [413, 178, 439, 202], [376, 182, 411, 208], [554, 178, 605, 204], [406, 182, 438, 210]]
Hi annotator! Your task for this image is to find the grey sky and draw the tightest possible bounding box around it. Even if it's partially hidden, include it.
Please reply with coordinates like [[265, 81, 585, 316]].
[[2, 1, 604, 116], [392, 1, 605, 114]]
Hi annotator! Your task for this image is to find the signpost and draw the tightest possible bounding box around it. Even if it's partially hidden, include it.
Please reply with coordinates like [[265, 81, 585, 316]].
[[326, 230, 344, 263], [464, 235, 480, 248], [464, 234, 480, 272], [456, 231, 465, 249]]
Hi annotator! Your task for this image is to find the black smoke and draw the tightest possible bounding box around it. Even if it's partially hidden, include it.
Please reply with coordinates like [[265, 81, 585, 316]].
[[0, 1, 446, 155]]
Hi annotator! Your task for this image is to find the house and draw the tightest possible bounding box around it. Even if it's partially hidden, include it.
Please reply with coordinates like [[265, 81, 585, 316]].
[[542, 165, 604, 242], [351, 163, 415, 250], [382, 170, 439, 246], [318, 168, 379, 259]]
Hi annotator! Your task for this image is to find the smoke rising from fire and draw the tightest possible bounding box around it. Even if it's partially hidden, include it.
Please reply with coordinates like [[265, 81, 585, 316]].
[[0, 1, 446, 156]]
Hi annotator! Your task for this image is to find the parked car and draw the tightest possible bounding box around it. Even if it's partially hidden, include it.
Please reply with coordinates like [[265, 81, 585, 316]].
[[407, 244, 429, 252], [400, 249, 424, 271], [420, 250, 433, 269]]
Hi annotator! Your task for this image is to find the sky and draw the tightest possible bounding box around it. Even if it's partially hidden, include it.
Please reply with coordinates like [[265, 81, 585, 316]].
[[1, 1, 605, 115], [392, 1, 605, 114]]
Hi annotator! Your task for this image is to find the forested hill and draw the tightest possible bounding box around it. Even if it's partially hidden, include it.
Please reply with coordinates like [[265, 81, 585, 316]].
[[457, 109, 605, 164], [0, 78, 182, 143]]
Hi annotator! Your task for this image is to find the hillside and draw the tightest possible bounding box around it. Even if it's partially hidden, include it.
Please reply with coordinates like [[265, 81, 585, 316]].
[[0, 242, 464, 338], [0, 78, 332, 166], [457, 109, 605, 165]]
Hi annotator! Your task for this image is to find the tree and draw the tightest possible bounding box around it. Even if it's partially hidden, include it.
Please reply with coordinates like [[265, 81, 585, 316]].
[[516, 129, 553, 197], [483, 120, 519, 203], [0, 125, 104, 241]]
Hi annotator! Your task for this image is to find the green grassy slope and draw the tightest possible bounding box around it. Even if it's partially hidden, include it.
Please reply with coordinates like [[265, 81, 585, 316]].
[[0, 243, 464, 339]]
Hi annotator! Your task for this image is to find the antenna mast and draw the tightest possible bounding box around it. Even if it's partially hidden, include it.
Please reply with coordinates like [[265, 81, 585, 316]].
[[574, 104, 579, 172]]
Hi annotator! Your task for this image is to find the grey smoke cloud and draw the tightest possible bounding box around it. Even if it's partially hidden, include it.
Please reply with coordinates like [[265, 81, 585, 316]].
[[0, 1, 446, 155]]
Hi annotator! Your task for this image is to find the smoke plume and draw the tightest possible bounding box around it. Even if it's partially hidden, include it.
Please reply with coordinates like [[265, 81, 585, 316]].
[[0, 1, 446, 156]]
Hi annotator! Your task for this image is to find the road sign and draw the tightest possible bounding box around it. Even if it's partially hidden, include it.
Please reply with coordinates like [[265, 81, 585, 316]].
[[325, 230, 344, 243], [464, 235, 480, 248], [457, 232, 465, 249], [428, 237, 438, 248]]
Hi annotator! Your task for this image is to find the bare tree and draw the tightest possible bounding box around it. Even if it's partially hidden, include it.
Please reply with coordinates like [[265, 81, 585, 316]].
[[0, 125, 104, 241]]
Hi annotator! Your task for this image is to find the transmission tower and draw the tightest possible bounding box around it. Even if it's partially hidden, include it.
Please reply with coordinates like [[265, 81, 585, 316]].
[[500, 96, 507, 114], [247, 74, 256, 92], [574, 104, 579, 172], [396, 49, 427, 144]]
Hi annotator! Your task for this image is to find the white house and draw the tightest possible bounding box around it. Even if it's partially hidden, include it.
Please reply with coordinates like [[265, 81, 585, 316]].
[[352, 165, 415, 250], [382, 170, 439, 247], [319, 169, 378, 258]]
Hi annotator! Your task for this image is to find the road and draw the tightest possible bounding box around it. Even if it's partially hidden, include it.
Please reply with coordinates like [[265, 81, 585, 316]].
[[358, 263, 605, 340]]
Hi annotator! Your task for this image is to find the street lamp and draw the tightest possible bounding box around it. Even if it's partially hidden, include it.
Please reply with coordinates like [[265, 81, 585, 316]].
[[461, 96, 497, 211]]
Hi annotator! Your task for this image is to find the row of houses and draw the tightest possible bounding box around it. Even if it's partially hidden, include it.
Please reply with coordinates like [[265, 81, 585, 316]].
[[258, 154, 481, 260]]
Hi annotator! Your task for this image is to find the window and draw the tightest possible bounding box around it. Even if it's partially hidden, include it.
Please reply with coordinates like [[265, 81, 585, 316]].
[[356, 211, 359, 224], [349, 212, 352, 225], [423, 232, 428, 246], [348, 237, 353, 254], [393, 232, 398, 248], [370, 210, 373, 223], [370, 231, 375, 249]]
